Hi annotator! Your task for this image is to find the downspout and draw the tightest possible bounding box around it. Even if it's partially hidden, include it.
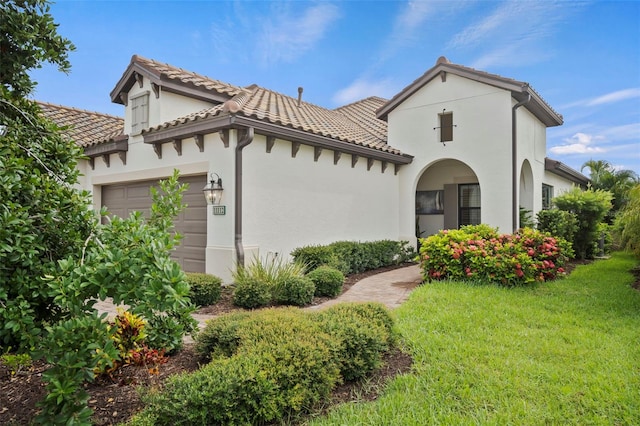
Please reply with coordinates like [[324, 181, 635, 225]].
[[512, 92, 531, 232], [235, 127, 254, 268]]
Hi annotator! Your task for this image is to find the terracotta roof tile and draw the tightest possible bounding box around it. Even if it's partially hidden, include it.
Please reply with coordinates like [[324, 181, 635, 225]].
[[147, 86, 402, 155], [37, 102, 124, 147], [128, 55, 244, 98]]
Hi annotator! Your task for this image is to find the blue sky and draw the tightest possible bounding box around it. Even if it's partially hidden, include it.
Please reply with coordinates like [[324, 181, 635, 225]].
[[31, 0, 640, 175]]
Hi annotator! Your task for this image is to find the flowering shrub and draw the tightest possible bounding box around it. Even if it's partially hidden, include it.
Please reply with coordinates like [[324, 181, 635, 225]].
[[418, 225, 573, 286]]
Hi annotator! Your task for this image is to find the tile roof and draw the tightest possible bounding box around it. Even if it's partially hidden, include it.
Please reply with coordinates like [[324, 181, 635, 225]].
[[110, 55, 245, 104], [147, 86, 401, 155], [37, 102, 124, 147], [376, 56, 563, 127]]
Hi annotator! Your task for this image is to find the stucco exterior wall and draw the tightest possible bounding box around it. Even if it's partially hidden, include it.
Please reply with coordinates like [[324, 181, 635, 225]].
[[242, 134, 401, 262], [389, 73, 516, 240], [543, 171, 580, 198]]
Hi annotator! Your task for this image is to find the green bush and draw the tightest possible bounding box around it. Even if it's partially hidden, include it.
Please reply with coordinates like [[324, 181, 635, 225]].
[[315, 303, 394, 381], [185, 273, 222, 306], [307, 265, 345, 297], [194, 311, 253, 362], [290, 245, 343, 272], [553, 187, 613, 259], [232, 276, 271, 309], [614, 184, 640, 258], [158, 308, 341, 424], [592, 222, 613, 257], [291, 240, 414, 276], [536, 209, 578, 247], [272, 275, 316, 306]]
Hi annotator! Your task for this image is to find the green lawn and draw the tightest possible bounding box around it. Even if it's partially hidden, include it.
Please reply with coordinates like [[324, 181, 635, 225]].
[[309, 252, 640, 425]]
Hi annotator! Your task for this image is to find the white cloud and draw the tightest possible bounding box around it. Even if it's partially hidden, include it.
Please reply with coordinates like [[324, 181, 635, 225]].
[[561, 88, 640, 109], [450, 2, 578, 69], [586, 88, 640, 106], [332, 78, 396, 105], [549, 132, 606, 155], [257, 3, 340, 66]]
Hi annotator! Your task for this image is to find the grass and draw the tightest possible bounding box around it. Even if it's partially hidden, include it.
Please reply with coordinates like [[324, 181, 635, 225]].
[[308, 252, 640, 425]]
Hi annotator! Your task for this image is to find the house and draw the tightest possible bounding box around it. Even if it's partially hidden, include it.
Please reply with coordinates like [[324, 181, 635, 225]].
[[39, 55, 588, 282]]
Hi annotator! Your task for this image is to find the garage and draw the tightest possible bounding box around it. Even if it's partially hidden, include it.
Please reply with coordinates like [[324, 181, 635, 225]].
[[101, 175, 207, 272]]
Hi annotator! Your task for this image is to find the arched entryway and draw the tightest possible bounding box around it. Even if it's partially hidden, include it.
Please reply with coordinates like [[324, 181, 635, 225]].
[[415, 159, 480, 238], [519, 160, 534, 228]]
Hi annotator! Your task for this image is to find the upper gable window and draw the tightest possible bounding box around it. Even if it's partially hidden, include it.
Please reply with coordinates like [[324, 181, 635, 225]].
[[439, 111, 453, 143], [131, 92, 149, 135]]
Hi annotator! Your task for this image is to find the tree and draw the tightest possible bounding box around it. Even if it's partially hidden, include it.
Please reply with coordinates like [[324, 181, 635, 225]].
[[553, 187, 612, 259], [1, 2, 196, 422], [1, 0, 75, 97], [1, 0, 88, 351], [581, 159, 639, 218]]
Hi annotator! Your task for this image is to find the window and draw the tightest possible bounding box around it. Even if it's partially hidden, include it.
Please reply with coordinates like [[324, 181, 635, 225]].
[[439, 111, 453, 143], [542, 184, 553, 209], [131, 93, 149, 135], [459, 183, 480, 227]]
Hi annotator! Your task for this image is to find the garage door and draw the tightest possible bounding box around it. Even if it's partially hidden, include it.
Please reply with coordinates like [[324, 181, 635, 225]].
[[102, 175, 207, 273]]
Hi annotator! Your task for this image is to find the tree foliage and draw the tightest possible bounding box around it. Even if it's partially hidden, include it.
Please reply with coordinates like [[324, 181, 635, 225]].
[[1, 2, 196, 423], [614, 184, 640, 258], [553, 187, 613, 259], [1, 0, 75, 97], [581, 159, 639, 219]]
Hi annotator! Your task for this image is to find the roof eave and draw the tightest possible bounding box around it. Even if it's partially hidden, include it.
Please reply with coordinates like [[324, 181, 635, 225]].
[[109, 59, 231, 105], [376, 63, 563, 127], [545, 157, 590, 187], [143, 113, 413, 165]]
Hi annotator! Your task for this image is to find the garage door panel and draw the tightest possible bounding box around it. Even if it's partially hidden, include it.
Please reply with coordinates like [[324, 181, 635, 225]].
[[102, 175, 207, 273]]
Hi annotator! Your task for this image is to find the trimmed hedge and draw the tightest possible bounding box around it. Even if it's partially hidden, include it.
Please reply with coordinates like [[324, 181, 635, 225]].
[[232, 276, 271, 309], [271, 275, 315, 306], [185, 273, 222, 307], [140, 305, 398, 425], [291, 239, 414, 275], [315, 302, 396, 381], [307, 266, 345, 297]]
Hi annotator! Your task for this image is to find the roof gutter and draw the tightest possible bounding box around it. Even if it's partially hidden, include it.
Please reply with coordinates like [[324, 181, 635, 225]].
[[512, 91, 531, 232], [235, 126, 254, 268]]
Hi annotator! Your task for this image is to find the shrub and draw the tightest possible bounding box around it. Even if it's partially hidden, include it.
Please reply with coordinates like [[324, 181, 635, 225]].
[[161, 308, 341, 424], [536, 209, 578, 247], [272, 275, 316, 306], [418, 225, 573, 286], [232, 276, 271, 309], [232, 255, 311, 307], [315, 303, 394, 381], [291, 240, 414, 276], [185, 273, 222, 306], [290, 245, 342, 272], [0, 352, 32, 376], [307, 265, 345, 297], [614, 184, 640, 258], [553, 187, 613, 259], [194, 311, 253, 362]]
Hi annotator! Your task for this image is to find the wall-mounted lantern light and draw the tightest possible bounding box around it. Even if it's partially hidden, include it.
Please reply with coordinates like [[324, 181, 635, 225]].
[[203, 173, 224, 205]]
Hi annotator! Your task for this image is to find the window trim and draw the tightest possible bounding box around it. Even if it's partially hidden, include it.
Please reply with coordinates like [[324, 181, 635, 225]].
[[458, 183, 480, 227], [542, 184, 554, 210], [130, 91, 150, 135], [439, 111, 454, 143]]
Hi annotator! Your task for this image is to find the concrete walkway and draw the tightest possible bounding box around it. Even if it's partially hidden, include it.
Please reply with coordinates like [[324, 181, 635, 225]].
[[95, 264, 424, 335]]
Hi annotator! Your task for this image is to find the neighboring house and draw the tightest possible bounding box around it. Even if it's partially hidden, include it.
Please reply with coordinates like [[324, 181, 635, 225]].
[[39, 55, 588, 281]]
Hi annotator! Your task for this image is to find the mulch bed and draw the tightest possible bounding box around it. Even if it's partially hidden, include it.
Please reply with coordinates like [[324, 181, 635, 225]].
[[4, 259, 636, 425], [0, 263, 414, 426]]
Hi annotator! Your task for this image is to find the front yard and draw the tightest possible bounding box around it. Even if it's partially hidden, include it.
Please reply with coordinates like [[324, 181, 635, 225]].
[[310, 252, 640, 425]]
